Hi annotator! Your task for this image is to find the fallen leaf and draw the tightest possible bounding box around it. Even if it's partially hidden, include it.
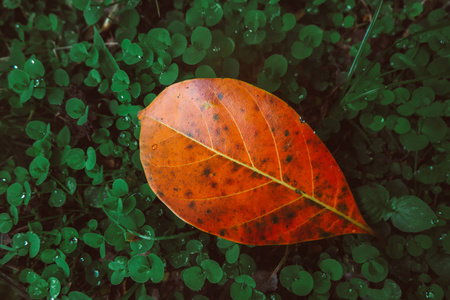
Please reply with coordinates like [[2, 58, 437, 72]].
[[139, 78, 374, 245]]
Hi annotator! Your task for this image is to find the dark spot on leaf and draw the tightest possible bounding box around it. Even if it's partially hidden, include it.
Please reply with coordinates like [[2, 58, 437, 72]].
[[197, 218, 203, 224], [284, 130, 289, 136], [219, 229, 227, 236], [250, 172, 262, 178], [185, 190, 192, 197], [284, 175, 290, 183], [173, 188, 179, 191], [341, 186, 348, 193], [187, 144, 194, 149], [217, 93, 223, 100], [315, 190, 323, 198], [157, 191, 165, 198], [286, 155, 292, 163], [224, 125, 229, 131], [189, 201, 195, 208], [295, 131, 299, 135], [295, 189, 302, 194], [284, 142, 292, 151], [206, 209, 211, 214], [226, 178, 234, 185], [286, 211, 296, 219], [211, 182, 217, 188], [213, 114, 218, 121], [231, 163, 241, 172], [272, 215, 279, 224], [240, 108, 245, 112], [203, 167, 211, 177], [318, 228, 331, 238]]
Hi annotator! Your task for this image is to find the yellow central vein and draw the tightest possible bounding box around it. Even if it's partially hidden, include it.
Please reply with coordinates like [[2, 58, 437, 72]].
[[178, 180, 274, 201], [148, 117, 374, 235], [154, 154, 218, 168], [207, 87, 255, 168], [299, 126, 315, 196], [243, 87, 283, 181]]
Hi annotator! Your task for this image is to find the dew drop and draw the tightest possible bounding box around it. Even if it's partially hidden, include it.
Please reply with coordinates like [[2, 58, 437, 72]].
[[152, 144, 158, 150]]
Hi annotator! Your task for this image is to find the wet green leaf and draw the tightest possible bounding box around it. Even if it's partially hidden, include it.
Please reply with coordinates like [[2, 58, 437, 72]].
[[84, 5, 102, 25], [390, 196, 437, 232], [201, 259, 223, 283], [24, 57, 45, 77], [399, 130, 429, 151], [8, 69, 30, 93], [231, 275, 255, 300], [29, 156, 50, 185], [49, 188, 66, 207], [183, 266, 205, 291], [422, 117, 447, 142], [0, 213, 13, 233]]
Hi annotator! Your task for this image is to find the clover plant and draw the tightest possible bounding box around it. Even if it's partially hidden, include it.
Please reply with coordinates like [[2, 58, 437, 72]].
[[0, 0, 449, 299]]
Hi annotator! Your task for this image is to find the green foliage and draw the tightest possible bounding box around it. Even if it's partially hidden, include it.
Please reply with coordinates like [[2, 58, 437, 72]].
[[0, 0, 449, 299]]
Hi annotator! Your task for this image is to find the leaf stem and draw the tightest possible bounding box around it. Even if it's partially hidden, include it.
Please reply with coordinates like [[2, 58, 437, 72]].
[[49, 174, 71, 194], [341, 0, 383, 96]]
